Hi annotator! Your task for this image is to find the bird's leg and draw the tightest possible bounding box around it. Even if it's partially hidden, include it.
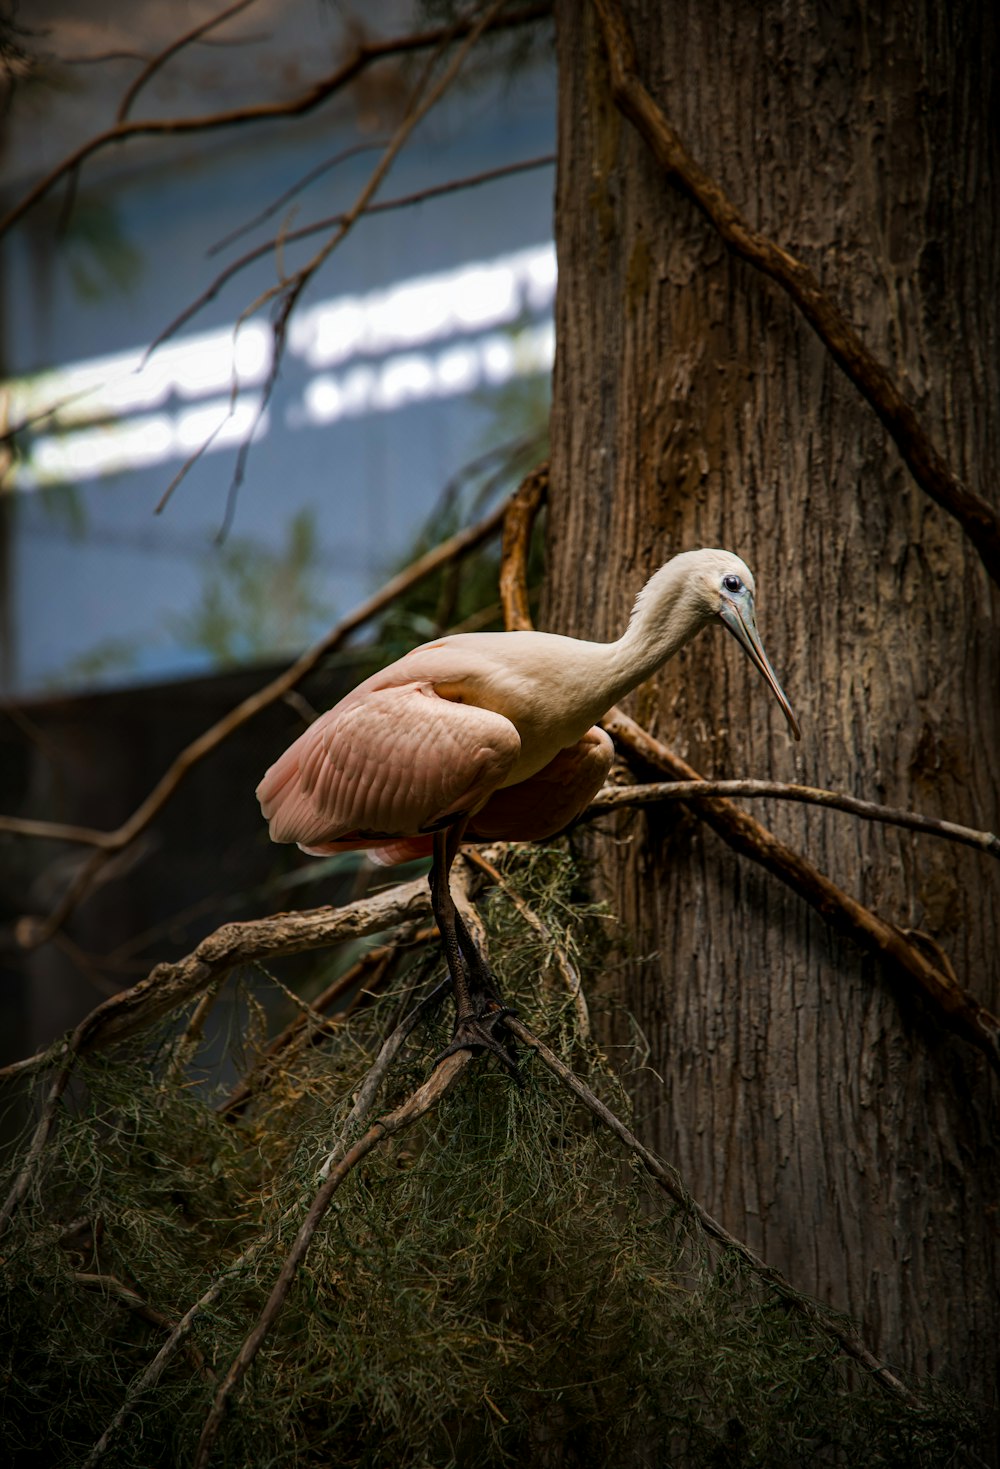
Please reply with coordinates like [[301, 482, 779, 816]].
[[429, 824, 518, 1077]]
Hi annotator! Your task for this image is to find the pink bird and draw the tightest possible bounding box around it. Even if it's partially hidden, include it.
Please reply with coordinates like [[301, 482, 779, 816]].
[[258, 548, 799, 1069]]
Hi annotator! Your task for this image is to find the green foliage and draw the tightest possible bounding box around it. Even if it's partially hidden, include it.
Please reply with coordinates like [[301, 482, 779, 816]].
[[0, 849, 981, 1467]]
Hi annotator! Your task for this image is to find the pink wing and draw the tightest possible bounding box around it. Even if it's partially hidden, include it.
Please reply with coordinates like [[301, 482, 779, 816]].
[[467, 726, 613, 844], [257, 681, 520, 853]]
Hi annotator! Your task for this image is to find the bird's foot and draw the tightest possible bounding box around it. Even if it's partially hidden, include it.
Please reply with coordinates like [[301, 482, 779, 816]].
[[434, 1003, 521, 1083]]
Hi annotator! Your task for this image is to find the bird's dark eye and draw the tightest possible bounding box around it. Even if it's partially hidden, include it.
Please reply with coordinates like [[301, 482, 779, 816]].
[[723, 574, 743, 593]]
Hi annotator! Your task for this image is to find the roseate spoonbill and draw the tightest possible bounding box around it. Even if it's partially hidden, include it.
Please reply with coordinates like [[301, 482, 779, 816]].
[[257, 548, 799, 1069]]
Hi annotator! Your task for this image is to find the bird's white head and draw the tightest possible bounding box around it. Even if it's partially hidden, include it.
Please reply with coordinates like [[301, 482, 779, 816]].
[[630, 548, 800, 739]]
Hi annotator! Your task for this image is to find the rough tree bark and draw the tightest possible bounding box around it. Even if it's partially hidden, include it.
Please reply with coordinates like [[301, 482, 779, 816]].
[[547, 0, 999, 1425]]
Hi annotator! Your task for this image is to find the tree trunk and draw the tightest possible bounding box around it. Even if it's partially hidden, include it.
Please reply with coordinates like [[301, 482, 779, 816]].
[[548, 0, 999, 1425]]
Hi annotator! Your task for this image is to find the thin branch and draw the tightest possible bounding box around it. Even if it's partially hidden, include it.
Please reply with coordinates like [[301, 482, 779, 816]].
[[591, 0, 1000, 588], [0, 4, 552, 242], [10, 492, 509, 949], [206, 138, 387, 256], [602, 709, 1000, 1078], [145, 153, 556, 359], [587, 779, 1000, 859], [116, 0, 262, 124], [72, 1273, 213, 1379], [317, 969, 454, 1179], [193, 1050, 473, 1469], [507, 1016, 918, 1406], [0, 814, 116, 846], [82, 1241, 264, 1469], [2, 874, 436, 1084]]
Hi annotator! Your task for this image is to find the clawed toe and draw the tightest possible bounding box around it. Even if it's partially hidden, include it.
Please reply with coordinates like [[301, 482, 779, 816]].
[[434, 1005, 521, 1082]]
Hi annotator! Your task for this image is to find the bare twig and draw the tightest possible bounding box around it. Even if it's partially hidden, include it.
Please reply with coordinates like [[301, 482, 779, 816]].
[[207, 137, 387, 254], [117, 0, 261, 123], [142, 153, 555, 364], [591, 0, 1000, 588], [193, 1051, 473, 1469], [82, 1241, 264, 1469], [587, 779, 1000, 859], [0, 814, 116, 847], [0, 4, 552, 242], [10, 493, 509, 948], [507, 1016, 918, 1406], [602, 709, 1000, 1078], [317, 970, 454, 1179]]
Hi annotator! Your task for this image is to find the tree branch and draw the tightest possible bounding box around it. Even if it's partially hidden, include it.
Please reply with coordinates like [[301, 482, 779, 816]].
[[587, 779, 1000, 859], [212, 0, 516, 541], [0, 3, 552, 242], [116, 0, 262, 123], [219, 923, 437, 1116], [2, 875, 437, 1085], [499, 461, 548, 630], [72, 1272, 213, 1379], [602, 709, 1000, 1078], [591, 0, 1000, 588], [0, 814, 116, 847]]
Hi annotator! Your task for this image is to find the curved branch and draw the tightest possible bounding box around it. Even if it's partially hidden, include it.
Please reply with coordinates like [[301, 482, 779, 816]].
[[2, 875, 435, 1085], [602, 709, 1000, 1078], [500, 461, 548, 630], [116, 0, 262, 123], [0, 815, 116, 847], [591, 0, 1000, 588], [11, 495, 508, 948], [588, 779, 1000, 859], [211, 0, 522, 540], [0, 3, 552, 242]]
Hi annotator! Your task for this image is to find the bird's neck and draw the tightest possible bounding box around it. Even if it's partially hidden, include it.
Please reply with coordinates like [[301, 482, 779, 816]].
[[586, 562, 707, 714]]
